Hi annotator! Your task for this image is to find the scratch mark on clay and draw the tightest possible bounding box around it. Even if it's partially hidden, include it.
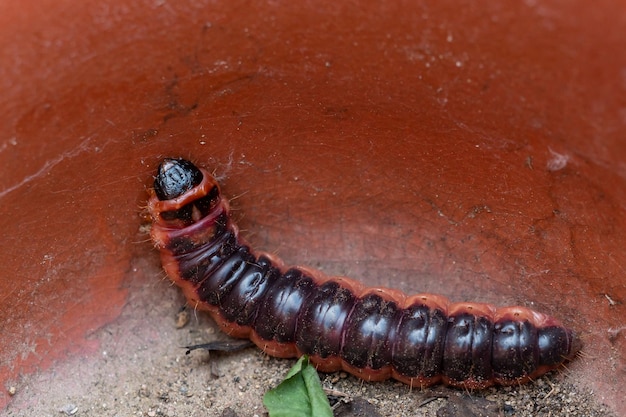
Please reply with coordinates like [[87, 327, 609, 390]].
[[0, 136, 101, 199]]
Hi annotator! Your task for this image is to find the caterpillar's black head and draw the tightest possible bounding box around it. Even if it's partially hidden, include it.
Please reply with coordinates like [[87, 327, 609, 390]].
[[154, 158, 203, 201]]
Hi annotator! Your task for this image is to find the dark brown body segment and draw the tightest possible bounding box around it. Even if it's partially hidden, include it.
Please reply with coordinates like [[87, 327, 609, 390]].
[[148, 158, 579, 389]]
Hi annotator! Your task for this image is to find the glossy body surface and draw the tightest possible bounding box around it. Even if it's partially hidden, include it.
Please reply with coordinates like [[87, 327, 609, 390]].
[[149, 158, 578, 389]]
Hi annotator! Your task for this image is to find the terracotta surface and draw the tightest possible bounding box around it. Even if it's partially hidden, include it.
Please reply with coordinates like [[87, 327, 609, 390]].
[[1, 0, 625, 415]]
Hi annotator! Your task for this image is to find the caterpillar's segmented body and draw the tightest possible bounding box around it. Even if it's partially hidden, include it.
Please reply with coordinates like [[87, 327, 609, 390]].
[[147, 158, 579, 389]]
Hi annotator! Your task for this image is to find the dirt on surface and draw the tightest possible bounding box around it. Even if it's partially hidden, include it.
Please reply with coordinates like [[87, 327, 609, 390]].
[[3, 257, 614, 417]]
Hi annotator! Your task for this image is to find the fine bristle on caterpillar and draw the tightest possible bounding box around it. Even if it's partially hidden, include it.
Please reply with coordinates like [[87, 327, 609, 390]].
[[147, 157, 579, 389]]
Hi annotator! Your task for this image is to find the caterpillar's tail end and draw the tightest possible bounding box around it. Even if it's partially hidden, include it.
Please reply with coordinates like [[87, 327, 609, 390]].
[[536, 325, 581, 369], [569, 329, 583, 359], [154, 158, 203, 201]]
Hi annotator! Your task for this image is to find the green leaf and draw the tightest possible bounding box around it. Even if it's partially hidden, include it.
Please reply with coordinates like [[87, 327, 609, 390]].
[[263, 355, 333, 417]]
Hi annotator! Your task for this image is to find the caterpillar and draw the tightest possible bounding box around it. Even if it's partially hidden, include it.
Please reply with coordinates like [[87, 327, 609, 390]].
[[147, 157, 579, 389]]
